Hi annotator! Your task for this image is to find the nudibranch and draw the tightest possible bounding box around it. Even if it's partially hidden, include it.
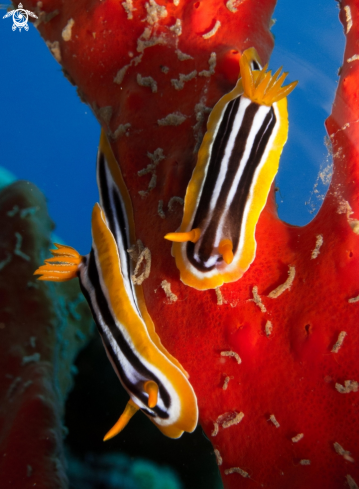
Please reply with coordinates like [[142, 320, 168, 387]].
[[34, 131, 198, 440], [165, 48, 298, 290]]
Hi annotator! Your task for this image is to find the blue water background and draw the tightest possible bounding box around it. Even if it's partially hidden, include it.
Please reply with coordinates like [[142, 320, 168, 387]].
[[0, 2, 345, 488]]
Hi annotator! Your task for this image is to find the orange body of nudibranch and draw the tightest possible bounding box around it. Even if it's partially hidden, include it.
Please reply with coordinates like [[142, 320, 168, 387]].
[[165, 48, 297, 290], [35, 132, 198, 441]]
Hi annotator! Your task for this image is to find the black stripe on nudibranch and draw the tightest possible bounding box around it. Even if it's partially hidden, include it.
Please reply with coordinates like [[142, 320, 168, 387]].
[[98, 152, 129, 257], [97, 148, 140, 314], [97, 152, 130, 269], [186, 97, 276, 272], [79, 249, 171, 419], [250, 59, 261, 71]]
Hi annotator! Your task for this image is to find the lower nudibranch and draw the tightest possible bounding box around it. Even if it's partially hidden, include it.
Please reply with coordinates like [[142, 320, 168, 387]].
[[165, 47, 298, 290], [34, 131, 198, 440]]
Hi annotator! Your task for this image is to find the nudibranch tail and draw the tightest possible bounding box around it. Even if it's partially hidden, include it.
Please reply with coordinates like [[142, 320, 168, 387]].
[[35, 130, 198, 440], [166, 47, 297, 290], [34, 243, 82, 281]]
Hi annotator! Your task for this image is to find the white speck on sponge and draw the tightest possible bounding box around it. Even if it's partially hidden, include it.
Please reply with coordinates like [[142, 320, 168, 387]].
[[62, 18, 74, 41]]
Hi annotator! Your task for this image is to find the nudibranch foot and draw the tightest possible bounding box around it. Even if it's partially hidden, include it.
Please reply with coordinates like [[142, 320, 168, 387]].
[[34, 243, 82, 281], [34, 130, 198, 439], [103, 399, 139, 442], [166, 47, 298, 290]]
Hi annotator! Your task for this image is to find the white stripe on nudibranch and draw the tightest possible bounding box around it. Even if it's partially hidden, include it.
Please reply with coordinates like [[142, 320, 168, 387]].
[[209, 98, 251, 212], [97, 149, 140, 313]]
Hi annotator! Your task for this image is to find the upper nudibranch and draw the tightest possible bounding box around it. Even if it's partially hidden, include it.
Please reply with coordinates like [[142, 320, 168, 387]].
[[34, 131, 198, 440], [165, 47, 298, 290]]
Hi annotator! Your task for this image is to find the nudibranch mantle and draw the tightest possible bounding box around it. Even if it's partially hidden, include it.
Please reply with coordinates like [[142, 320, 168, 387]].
[[35, 132, 198, 440], [165, 48, 297, 290]]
